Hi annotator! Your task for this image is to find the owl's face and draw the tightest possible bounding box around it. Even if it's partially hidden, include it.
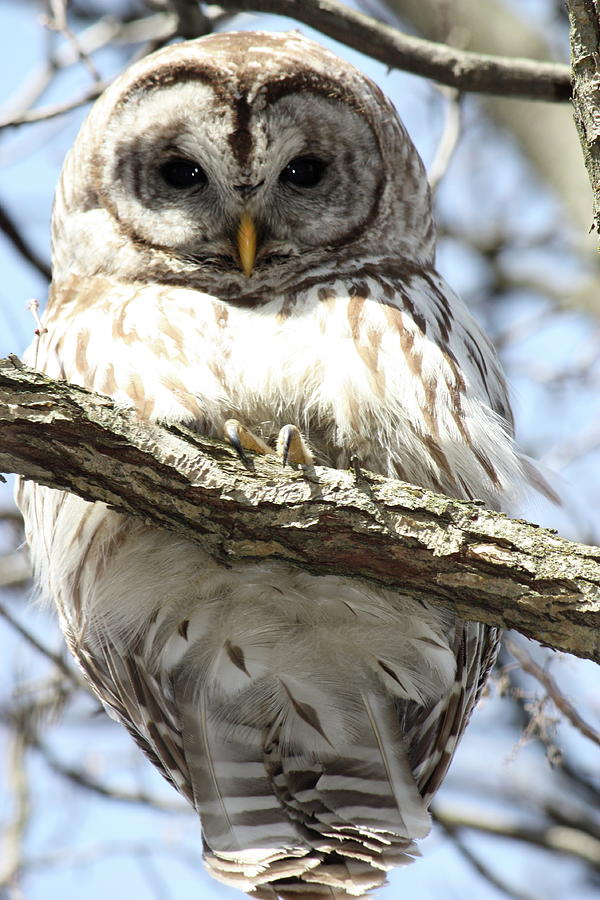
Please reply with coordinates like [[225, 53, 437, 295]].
[[55, 32, 434, 298], [104, 82, 383, 275]]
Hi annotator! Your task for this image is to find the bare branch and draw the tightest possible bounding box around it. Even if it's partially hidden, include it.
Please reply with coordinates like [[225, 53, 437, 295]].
[[506, 637, 600, 749], [169, 0, 211, 38], [0, 600, 83, 689], [0, 15, 122, 128], [216, 0, 571, 101], [427, 87, 462, 192], [0, 13, 179, 130], [0, 79, 112, 128], [31, 736, 187, 812], [45, 0, 103, 83], [436, 817, 538, 900], [433, 805, 600, 869], [0, 202, 51, 282], [0, 7, 240, 132], [0, 729, 30, 893], [1, 356, 599, 662]]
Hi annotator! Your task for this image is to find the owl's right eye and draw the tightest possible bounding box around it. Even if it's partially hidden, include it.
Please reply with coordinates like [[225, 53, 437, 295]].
[[159, 158, 207, 189]]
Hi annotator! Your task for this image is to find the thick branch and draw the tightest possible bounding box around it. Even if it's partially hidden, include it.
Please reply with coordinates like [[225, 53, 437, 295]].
[[216, 0, 571, 101], [1, 356, 599, 663]]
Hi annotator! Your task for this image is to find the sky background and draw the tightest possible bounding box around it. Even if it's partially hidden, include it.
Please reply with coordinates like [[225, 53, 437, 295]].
[[1, 2, 600, 899]]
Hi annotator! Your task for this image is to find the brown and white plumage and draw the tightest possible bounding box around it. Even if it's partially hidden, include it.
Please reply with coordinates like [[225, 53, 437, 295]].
[[17, 31, 542, 898]]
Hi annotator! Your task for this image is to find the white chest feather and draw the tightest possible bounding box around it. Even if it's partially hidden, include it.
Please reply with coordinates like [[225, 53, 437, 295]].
[[36, 272, 524, 502]]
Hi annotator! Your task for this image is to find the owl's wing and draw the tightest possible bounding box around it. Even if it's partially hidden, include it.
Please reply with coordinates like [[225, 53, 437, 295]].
[[74, 636, 196, 805], [402, 620, 500, 804]]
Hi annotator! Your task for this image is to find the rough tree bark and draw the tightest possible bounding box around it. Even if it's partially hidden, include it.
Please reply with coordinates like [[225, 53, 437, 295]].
[[1, 356, 599, 664], [568, 0, 600, 231]]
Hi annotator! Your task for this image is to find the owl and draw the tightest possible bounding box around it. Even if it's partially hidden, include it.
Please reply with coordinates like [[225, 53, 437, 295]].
[[16, 31, 545, 900]]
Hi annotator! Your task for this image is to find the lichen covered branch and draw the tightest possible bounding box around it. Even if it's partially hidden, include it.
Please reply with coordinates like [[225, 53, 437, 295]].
[[1, 356, 599, 663]]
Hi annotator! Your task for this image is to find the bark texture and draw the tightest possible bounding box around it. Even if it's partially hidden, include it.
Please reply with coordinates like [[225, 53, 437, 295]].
[[1, 356, 599, 664], [568, 0, 600, 230]]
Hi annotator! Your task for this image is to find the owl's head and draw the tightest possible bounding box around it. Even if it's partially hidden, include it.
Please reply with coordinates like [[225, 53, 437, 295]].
[[53, 31, 434, 298]]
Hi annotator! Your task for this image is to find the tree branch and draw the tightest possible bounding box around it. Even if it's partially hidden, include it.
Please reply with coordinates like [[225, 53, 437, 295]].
[[568, 0, 600, 230], [0, 200, 51, 281], [1, 355, 599, 663], [216, 0, 571, 101], [505, 636, 600, 748], [433, 805, 600, 869]]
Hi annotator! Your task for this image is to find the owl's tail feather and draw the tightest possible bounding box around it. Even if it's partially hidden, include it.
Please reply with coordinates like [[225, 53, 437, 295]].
[[205, 691, 427, 897], [180, 678, 430, 898], [206, 851, 387, 899], [180, 689, 308, 854]]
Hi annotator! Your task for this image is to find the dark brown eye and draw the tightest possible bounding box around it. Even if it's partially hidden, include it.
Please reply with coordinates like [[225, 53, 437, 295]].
[[159, 158, 207, 189], [280, 157, 326, 188]]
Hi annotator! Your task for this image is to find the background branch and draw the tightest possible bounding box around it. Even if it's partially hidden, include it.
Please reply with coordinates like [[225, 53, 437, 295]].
[[215, 0, 571, 101]]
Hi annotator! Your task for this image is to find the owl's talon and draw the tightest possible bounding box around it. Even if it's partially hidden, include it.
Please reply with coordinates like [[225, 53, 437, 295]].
[[351, 453, 364, 481], [279, 425, 293, 467], [224, 418, 272, 469], [224, 421, 252, 469], [276, 424, 313, 467]]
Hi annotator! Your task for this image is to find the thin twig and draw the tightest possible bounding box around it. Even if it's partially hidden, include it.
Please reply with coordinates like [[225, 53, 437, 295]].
[[0, 202, 51, 281], [433, 804, 600, 868], [428, 87, 463, 192], [32, 736, 188, 813], [0, 601, 82, 689], [0, 80, 112, 129], [0, 17, 119, 126], [437, 816, 538, 900], [0, 8, 232, 131], [506, 637, 600, 749], [45, 0, 103, 82], [3, 839, 201, 884]]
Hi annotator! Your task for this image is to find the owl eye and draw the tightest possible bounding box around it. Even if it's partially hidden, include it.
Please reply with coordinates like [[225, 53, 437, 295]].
[[159, 158, 207, 189], [280, 157, 326, 188]]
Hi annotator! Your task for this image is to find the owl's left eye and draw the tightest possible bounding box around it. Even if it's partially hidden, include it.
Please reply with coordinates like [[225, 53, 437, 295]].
[[280, 157, 326, 188], [159, 158, 207, 189]]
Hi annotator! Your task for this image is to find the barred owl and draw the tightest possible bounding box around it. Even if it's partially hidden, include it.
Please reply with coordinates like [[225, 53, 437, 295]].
[[17, 31, 544, 900]]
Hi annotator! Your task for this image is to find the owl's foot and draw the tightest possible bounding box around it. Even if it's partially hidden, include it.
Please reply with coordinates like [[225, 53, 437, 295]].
[[224, 419, 313, 469], [276, 424, 314, 466], [224, 419, 272, 469]]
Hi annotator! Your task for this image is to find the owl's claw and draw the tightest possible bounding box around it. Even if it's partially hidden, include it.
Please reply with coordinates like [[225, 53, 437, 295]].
[[224, 419, 313, 469], [276, 424, 314, 467], [351, 453, 363, 481], [224, 419, 271, 469]]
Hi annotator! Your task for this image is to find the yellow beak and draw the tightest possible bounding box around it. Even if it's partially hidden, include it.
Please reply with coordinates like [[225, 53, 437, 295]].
[[237, 212, 257, 278]]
